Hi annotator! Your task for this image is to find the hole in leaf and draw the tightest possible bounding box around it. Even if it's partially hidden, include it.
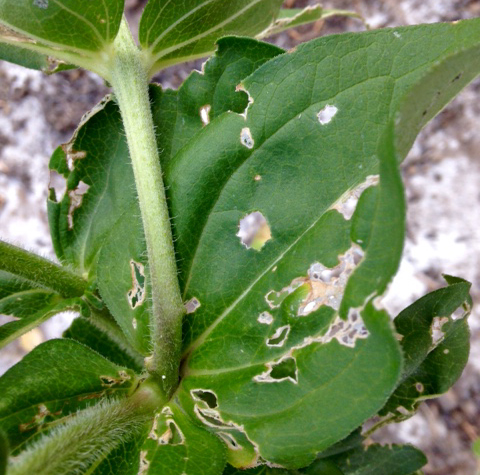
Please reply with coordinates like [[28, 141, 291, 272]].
[[240, 127, 254, 148], [331, 175, 378, 220], [48, 170, 67, 202], [218, 432, 241, 450], [67, 181, 90, 229], [270, 357, 297, 382], [258, 311, 273, 325], [266, 325, 290, 347], [185, 297, 201, 314], [127, 260, 146, 309], [33, 0, 48, 9], [237, 211, 271, 251], [317, 104, 338, 125], [191, 389, 218, 409], [254, 356, 298, 384], [431, 316, 449, 345], [159, 420, 185, 445]]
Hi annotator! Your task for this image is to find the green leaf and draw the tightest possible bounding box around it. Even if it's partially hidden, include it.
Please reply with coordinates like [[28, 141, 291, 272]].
[[47, 38, 281, 354], [139, 0, 283, 73], [0, 0, 124, 52], [0, 282, 85, 350], [379, 277, 471, 420], [0, 339, 136, 452], [256, 6, 363, 39], [140, 402, 226, 475], [0, 42, 48, 70], [318, 444, 427, 475], [0, 431, 7, 475], [165, 18, 480, 468], [63, 317, 144, 373]]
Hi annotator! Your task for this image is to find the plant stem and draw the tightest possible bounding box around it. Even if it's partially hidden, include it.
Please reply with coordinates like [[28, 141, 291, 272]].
[[110, 19, 184, 396], [0, 240, 87, 298], [8, 380, 165, 475]]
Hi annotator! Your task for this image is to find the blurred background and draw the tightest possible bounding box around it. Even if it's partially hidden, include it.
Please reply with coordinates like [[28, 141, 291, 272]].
[[0, 1, 479, 473]]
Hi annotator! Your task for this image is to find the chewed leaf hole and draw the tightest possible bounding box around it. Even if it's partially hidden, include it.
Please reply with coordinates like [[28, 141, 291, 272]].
[[200, 104, 211, 126], [48, 170, 67, 202], [127, 260, 146, 309], [431, 316, 449, 345], [317, 104, 338, 125], [33, 0, 48, 8], [185, 297, 201, 314], [237, 211, 272, 251], [258, 311, 273, 324], [267, 325, 290, 347], [218, 432, 241, 450], [240, 127, 254, 148], [191, 389, 218, 409], [265, 245, 364, 315], [67, 181, 90, 229], [331, 175, 379, 220], [159, 420, 185, 446], [254, 356, 298, 384]]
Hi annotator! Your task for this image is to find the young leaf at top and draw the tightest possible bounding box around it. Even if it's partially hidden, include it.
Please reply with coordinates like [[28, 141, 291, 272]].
[[139, 0, 284, 74], [0, 339, 137, 453]]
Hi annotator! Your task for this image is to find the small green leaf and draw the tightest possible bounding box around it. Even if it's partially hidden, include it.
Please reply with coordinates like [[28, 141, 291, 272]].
[[140, 402, 226, 475], [0, 294, 85, 350], [321, 444, 427, 475], [139, 0, 283, 74], [63, 317, 144, 372], [0, 339, 136, 452], [379, 277, 471, 420], [0, 0, 124, 52]]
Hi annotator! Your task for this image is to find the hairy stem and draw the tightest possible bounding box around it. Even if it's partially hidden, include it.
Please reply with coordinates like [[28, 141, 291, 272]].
[[110, 19, 184, 395], [8, 381, 165, 475], [0, 240, 87, 298]]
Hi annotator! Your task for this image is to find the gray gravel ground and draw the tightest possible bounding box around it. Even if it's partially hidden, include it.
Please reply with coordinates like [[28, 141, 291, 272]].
[[1, 1, 479, 474]]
